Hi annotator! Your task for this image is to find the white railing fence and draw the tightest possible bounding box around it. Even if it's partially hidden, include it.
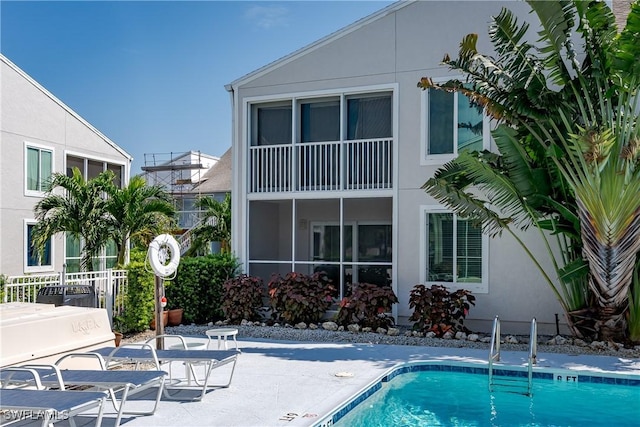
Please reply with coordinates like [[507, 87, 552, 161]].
[[249, 138, 393, 193], [2, 269, 127, 326]]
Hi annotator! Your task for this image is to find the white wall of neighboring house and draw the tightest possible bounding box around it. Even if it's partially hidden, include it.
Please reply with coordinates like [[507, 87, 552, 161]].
[[0, 54, 132, 277], [142, 151, 219, 190], [227, 0, 570, 335]]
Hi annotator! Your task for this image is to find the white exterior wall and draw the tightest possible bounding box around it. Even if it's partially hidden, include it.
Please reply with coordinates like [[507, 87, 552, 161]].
[[229, 1, 568, 334], [0, 56, 131, 276]]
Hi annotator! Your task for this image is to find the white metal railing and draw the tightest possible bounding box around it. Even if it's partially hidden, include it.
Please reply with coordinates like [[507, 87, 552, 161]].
[[527, 317, 538, 395], [488, 315, 537, 396], [3, 269, 128, 325], [177, 215, 217, 255], [249, 138, 392, 193], [249, 145, 292, 193], [345, 138, 393, 190], [488, 315, 501, 389], [296, 141, 341, 191]]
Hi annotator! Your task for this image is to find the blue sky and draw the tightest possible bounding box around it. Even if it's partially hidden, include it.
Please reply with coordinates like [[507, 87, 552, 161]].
[[1, 0, 394, 174]]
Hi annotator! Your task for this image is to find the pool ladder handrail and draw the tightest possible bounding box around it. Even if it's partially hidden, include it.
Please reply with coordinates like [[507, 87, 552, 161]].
[[488, 316, 537, 396], [488, 316, 500, 388], [527, 317, 537, 395]]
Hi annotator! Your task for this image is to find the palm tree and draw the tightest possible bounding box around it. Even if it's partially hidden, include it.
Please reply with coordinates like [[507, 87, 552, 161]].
[[105, 175, 176, 266], [32, 168, 113, 271], [419, 1, 640, 341], [188, 193, 232, 255]]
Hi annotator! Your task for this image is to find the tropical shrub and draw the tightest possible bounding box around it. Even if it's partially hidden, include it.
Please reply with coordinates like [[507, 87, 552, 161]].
[[222, 274, 265, 323], [408, 284, 475, 337], [268, 271, 335, 324], [419, 0, 640, 342], [335, 283, 398, 329], [165, 252, 240, 324], [121, 255, 155, 333]]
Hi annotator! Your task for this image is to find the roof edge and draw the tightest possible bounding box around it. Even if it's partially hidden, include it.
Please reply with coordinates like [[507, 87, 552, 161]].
[[225, 0, 412, 91], [1, 53, 133, 161]]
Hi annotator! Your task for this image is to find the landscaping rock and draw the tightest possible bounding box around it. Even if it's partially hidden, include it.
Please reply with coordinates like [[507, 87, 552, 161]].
[[322, 321, 338, 331]]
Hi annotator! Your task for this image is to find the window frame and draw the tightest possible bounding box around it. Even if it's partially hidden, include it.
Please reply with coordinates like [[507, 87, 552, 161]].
[[24, 142, 54, 197], [298, 97, 341, 144], [24, 219, 54, 273], [250, 100, 293, 146], [63, 152, 127, 270], [420, 79, 490, 165], [419, 206, 488, 294]]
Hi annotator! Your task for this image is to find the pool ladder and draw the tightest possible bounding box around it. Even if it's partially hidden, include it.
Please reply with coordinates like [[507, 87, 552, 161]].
[[488, 316, 537, 396]]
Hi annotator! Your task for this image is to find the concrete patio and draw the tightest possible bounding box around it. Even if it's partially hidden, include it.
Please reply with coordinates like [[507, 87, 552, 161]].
[[6, 336, 640, 427]]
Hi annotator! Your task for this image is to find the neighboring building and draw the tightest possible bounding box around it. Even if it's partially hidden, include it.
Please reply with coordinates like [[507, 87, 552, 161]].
[[189, 147, 232, 253], [191, 147, 232, 200], [0, 54, 132, 276], [141, 151, 219, 229], [225, 0, 571, 334]]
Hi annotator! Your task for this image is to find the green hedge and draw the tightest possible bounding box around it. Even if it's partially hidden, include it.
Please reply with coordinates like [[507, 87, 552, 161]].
[[165, 252, 240, 324], [120, 251, 155, 333]]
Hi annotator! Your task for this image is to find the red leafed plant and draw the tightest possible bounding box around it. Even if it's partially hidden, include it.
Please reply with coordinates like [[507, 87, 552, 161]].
[[335, 282, 398, 329], [222, 274, 265, 323], [408, 284, 475, 337], [268, 271, 335, 325]]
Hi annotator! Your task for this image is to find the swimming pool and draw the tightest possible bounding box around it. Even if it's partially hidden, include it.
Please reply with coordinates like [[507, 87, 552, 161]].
[[322, 363, 640, 427]]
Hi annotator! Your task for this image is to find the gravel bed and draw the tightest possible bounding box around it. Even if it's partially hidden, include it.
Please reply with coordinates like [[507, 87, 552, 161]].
[[123, 323, 640, 359]]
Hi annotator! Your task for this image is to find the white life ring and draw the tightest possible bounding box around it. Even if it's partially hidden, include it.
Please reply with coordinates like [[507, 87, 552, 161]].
[[148, 234, 181, 277]]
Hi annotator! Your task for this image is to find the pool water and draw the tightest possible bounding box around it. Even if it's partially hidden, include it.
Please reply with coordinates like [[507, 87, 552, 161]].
[[335, 370, 640, 427]]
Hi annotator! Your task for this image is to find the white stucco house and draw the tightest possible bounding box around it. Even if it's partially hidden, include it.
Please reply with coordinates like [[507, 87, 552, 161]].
[[141, 150, 220, 229], [0, 54, 132, 276], [224, 0, 576, 335]]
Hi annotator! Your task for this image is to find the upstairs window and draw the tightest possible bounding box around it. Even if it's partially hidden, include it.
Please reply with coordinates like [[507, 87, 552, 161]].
[[25, 144, 53, 195], [424, 87, 486, 158], [347, 94, 392, 140], [252, 102, 292, 146], [300, 99, 339, 143]]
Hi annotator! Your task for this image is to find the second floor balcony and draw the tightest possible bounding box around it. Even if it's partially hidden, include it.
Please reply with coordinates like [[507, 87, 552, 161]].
[[248, 138, 393, 193]]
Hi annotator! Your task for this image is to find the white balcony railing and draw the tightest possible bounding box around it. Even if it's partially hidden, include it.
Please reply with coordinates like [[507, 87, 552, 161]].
[[249, 138, 392, 193]]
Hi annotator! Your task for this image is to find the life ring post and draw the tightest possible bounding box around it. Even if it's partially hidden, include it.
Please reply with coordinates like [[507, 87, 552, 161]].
[[154, 274, 165, 349]]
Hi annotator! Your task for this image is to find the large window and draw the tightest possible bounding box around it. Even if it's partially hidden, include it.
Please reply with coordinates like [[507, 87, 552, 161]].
[[251, 92, 393, 146], [252, 102, 292, 146], [312, 222, 392, 295], [423, 86, 486, 159], [66, 235, 118, 272], [64, 154, 125, 270], [301, 99, 340, 143], [25, 220, 52, 272], [347, 94, 392, 140], [423, 209, 487, 293], [66, 155, 124, 187], [25, 144, 53, 195]]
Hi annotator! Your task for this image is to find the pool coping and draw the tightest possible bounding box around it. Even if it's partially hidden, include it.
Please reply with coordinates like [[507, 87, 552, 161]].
[[315, 359, 640, 427]]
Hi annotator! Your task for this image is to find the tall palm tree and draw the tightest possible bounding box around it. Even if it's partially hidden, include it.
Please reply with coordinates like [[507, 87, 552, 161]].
[[420, 0, 640, 341], [189, 193, 232, 255], [105, 175, 176, 266], [32, 168, 113, 271]]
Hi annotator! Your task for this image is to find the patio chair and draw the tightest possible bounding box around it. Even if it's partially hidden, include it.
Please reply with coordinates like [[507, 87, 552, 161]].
[[0, 378, 107, 427], [92, 340, 240, 401], [1, 354, 167, 427]]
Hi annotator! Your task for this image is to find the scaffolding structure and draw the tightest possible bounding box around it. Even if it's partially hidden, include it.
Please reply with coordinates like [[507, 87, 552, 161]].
[[141, 151, 208, 196], [141, 151, 210, 230]]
